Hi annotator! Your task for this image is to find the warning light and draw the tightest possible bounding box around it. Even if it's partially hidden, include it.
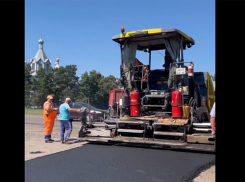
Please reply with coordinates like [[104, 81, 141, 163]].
[[121, 27, 125, 33]]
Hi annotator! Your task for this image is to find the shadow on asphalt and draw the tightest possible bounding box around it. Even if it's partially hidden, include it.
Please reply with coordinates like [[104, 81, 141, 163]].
[[53, 138, 84, 144], [85, 142, 216, 155]]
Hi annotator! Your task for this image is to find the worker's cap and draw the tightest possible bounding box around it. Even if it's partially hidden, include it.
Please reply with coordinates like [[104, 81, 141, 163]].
[[47, 95, 53, 99]]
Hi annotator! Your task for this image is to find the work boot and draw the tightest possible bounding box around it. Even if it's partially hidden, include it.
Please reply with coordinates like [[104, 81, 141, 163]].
[[61, 140, 70, 144], [45, 140, 53, 143], [49, 139, 54, 142], [86, 130, 91, 134]]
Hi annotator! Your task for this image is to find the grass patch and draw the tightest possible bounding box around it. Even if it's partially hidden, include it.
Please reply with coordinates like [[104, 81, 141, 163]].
[[25, 108, 43, 115]]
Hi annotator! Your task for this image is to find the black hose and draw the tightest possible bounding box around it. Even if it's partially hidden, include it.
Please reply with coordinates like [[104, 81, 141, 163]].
[[188, 97, 193, 106], [190, 98, 195, 108], [141, 95, 148, 106]]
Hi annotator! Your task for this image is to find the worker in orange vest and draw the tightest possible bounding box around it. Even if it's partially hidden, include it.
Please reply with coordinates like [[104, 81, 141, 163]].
[[135, 58, 149, 82], [43, 95, 58, 143], [135, 58, 143, 71]]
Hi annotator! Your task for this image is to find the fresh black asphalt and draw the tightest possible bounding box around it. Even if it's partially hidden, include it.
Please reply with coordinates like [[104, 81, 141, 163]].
[[25, 143, 215, 182]]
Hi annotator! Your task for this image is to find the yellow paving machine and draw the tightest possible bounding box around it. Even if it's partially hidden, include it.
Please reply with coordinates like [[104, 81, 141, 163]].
[[82, 27, 215, 153]]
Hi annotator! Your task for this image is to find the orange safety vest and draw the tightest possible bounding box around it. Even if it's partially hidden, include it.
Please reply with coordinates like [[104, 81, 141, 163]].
[[43, 101, 56, 135], [142, 66, 149, 82], [135, 58, 148, 81], [135, 58, 143, 71]]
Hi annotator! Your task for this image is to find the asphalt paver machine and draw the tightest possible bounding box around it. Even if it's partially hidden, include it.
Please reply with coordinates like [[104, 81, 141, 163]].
[[83, 27, 215, 153]]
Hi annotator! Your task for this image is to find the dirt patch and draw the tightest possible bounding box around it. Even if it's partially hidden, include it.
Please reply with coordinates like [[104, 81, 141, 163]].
[[25, 123, 87, 161], [182, 159, 215, 182], [192, 165, 215, 182]]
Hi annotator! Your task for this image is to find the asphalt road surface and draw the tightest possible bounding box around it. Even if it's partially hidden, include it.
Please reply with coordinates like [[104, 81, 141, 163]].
[[25, 115, 215, 182]]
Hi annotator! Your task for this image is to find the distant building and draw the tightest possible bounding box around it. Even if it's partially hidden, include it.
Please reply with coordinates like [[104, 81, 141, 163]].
[[29, 35, 60, 76], [54, 57, 59, 69]]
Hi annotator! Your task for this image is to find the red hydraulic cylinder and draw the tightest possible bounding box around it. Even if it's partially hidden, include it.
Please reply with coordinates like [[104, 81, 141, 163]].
[[130, 91, 140, 116], [171, 90, 182, 118]]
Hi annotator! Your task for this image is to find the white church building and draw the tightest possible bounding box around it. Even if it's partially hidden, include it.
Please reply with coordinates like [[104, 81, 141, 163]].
[[28, 35, 60, 76]]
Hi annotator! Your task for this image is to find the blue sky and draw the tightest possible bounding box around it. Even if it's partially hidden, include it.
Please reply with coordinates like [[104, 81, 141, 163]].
[[25, 0, 215, 78]]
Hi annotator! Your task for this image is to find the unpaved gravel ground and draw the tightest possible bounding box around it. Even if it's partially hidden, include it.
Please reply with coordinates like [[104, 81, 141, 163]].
[[192, 165, 215, 182], [25, 118, 87, 161]]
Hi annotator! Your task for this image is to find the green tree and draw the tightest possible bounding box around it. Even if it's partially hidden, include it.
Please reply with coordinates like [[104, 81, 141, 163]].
[[78, 71, 121, 109], [25, 63, 33, 107], [53, 65, 79, 105], [96, 75, 120, 108], [116, 78, 123, 88], [78, 70, 103, 105], [31, 68, 55, 107], [25, 63, 121, 109]]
